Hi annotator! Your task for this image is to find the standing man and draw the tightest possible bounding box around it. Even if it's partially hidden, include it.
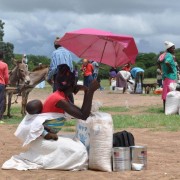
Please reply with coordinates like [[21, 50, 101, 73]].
[[81, 59, 93, 87], [0, 52, 9, 120], [91, 60, 104, 90], [158, 41, 177, 112], [130, 67, 144, 94], [47, 37, 74, 102], [47, 37, 74, 90], [91, 61, 99, 79]]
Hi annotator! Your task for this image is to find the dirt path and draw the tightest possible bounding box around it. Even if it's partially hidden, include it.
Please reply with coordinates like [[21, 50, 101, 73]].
[[1, 88, 180, 180]]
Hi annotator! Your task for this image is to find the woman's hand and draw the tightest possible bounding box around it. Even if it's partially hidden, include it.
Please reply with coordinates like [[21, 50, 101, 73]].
[[88, 80, 100, 92], [73, 85, 88, 94], [44, 133, 58, 140]]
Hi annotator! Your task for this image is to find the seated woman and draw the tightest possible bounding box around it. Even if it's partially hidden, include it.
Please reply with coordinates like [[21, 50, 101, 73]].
[[2, 64, 100, 171]]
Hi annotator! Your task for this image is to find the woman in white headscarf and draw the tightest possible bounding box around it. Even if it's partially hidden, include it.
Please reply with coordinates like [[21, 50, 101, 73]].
[[158, 41, 178, 112]]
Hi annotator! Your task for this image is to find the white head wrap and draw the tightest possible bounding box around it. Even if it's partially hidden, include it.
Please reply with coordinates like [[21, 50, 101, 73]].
[[164, 41, 175, 50]]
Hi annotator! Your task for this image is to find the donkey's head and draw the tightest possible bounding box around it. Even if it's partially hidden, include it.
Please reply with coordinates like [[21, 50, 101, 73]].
[[17, 62, 30, 84], [10, 59, 30, 85]]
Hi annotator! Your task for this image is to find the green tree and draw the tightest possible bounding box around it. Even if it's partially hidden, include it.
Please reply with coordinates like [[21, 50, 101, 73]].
[[134, 52, 158, 78], [0, 19, 5, 41], [0, 19, 14, 67], [14, 54, 51, 71]]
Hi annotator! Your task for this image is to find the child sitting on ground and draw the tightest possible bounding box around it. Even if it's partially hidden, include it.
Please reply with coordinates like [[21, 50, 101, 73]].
[[26, 99, 64, 141]]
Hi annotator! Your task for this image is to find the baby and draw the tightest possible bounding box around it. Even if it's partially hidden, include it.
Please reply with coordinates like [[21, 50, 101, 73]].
[[26, 99, 62, 140]]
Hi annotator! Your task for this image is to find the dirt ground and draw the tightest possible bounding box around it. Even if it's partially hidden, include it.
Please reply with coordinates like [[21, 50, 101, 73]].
[[1, 88, 180, 180]]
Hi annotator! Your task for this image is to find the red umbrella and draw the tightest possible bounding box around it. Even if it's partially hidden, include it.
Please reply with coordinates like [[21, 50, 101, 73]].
[[58, 28, 138, 67]]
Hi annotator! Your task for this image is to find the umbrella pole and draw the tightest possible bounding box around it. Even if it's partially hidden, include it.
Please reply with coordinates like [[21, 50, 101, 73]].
[[96, 41, 107, 83], [99, 41, 107, 65]]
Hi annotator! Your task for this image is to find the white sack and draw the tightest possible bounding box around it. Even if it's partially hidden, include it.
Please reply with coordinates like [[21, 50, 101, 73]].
[[169, 82, 177, 91], [165, 91, 180, 115], [111, 79, 116, 87], [75, 120, 90, 151], [88, 112, 113, 172], [75, 101, 103, 151], [136, 83, 142, 93], [127, 79, 135, 93]]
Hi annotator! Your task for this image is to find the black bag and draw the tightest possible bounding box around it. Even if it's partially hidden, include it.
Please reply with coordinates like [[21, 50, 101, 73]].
[[113, 130, 135, 147]]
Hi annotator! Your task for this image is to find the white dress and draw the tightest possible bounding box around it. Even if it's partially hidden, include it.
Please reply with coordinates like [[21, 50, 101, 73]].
[[2, 113, 88, 171]]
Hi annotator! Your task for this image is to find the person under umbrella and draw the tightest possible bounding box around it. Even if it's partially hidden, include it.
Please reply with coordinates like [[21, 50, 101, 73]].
[[81, 59, 94, 87], [47, 37, 74, 103]]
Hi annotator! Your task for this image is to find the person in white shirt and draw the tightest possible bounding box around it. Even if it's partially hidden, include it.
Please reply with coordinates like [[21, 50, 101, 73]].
[[116, 70, 132, 93]]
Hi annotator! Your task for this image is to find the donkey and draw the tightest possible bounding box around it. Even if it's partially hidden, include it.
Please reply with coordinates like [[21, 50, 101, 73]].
[[20, 65, 49, 115], [5, 60, 30, 117]]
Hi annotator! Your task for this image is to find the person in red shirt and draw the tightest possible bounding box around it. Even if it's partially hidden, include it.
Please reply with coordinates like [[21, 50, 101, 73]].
[[41, 64, 99, 140], [0, 52, 9, 120], [81, 59, 94, 87]]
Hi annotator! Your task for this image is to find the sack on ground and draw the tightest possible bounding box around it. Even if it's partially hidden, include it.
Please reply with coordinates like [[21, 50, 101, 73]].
[[75, 101, 103, 151], [113, 130, 135, 147], [169, 82, 177, 91], [136, 83, 142, 93], [75, 120, 90, 151], [88, 112, 113, 172], [165, 91, 180, 115]]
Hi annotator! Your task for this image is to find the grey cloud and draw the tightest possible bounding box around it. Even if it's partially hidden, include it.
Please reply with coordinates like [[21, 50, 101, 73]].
[[0, 0, 179, 14], [1, 0, 180, 57]]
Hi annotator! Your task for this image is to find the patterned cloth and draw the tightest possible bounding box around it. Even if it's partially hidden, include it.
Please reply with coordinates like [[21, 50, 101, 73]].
[[43, 117, 65, 134]]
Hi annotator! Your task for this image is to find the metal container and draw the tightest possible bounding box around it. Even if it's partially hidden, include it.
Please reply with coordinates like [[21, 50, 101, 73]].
[[112, 147, 131, 171], [130, 146, 147, 170]]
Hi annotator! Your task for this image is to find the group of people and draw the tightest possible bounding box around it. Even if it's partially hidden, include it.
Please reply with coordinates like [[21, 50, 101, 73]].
[[109, 64, 145, 94], [47, 37, 104, 102], [1, 37, 179, 170]]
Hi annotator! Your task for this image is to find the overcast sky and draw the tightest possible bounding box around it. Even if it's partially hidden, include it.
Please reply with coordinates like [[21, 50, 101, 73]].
[[0, 0, 180, 58]]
